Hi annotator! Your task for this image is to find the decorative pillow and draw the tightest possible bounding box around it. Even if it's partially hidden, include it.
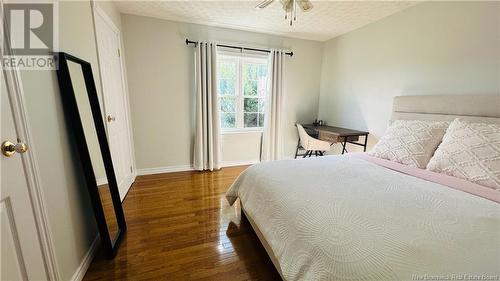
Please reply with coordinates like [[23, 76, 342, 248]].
[[368, 120, 449, 168], [427, 119, 500, 189]]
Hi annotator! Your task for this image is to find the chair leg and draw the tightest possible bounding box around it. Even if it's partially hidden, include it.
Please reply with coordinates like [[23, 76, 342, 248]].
[[315, 151, 318, 157], [319, 151, 324, 156], [303, 150, 309, 158], [295, 139, 300, 159]]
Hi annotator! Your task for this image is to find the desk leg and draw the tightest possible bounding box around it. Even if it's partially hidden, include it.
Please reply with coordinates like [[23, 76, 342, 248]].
[[363, 134, 368, 152], [341, 137, 348, 154]]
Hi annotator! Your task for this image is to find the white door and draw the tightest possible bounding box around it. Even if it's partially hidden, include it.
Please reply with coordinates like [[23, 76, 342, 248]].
[[94, 7, 134, 200], [1, 68, 48, 280]]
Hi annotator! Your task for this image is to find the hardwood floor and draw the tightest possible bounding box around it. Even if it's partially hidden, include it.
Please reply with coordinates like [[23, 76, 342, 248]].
[[84, 166, 281, 281]]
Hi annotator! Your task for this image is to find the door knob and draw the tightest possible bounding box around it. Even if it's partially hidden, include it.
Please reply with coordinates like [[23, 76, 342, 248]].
[[107, 115, 116, 122], [1, 141, 28, 157]]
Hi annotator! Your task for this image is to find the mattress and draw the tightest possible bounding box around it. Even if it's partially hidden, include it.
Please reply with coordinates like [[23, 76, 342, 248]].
[[226, 155, 500, 281]]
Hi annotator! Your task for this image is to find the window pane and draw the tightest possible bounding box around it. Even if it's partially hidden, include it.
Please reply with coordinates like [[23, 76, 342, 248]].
[[244, 98, 259, 112], [220, 97, 236, 112], [258, 98, 265, 112], [218, 79, 235, 96], [242, 63, 258, 80], [244, 79, 258, 96], [244, 113, 258, 128], [218, 59, 267, 130], [258, 113, 265, 127], [221, 113, 236, 128], [257, 77, 267, 97], [219, 62, 236, 79], [257, 65, 267, 78]]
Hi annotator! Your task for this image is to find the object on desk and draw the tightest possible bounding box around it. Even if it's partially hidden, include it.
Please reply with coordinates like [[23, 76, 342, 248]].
[[300, 124, 369, 155], [313, 118, 318, 126], [295, 124, 331, 158], [318, 120, 324, 126]]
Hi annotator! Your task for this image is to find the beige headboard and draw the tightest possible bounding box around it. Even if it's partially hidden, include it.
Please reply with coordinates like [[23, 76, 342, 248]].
[[391, 94, 500, 123]]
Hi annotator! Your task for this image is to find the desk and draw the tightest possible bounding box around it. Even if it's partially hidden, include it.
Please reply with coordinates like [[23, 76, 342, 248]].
[[301, 124, 369, 155]]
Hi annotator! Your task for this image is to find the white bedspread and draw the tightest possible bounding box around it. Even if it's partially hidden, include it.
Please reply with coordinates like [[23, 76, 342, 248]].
[[226, 155, 500, 281]]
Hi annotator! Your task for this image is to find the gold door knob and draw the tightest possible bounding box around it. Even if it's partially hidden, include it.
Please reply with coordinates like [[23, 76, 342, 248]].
[[107, 115, 116, 122], [1, 141, 28, 157]]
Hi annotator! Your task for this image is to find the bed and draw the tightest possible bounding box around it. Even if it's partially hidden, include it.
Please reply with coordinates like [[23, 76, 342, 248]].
[[226, 95, 500, 281]]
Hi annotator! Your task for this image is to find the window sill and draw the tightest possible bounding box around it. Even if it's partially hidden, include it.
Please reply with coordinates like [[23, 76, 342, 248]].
[[221, 129, 263, 135]]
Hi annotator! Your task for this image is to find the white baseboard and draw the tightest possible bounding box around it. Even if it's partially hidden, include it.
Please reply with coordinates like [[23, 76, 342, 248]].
[[137, 165, 194, 176], [119, 172, 136, 201], [221, 160, 260, 167], [70, 235, 99, 281], [136, 161, 261, 176], [96, 177, 108, 186]]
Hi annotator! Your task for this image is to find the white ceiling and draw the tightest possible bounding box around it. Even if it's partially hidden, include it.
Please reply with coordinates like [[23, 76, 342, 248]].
[[116, 1, 419, 42]]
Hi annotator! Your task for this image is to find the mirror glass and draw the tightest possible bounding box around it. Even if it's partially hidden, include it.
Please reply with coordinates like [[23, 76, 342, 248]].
[[67, 61, 119, 245]]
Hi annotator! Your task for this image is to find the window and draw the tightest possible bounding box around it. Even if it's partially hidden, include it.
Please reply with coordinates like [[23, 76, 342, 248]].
[[218, 54, 268, 131]]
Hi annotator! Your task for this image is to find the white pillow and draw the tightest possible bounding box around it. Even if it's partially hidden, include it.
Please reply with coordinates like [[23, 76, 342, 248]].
[[427, 119, 500, 189], [368, 120, 449, 168]]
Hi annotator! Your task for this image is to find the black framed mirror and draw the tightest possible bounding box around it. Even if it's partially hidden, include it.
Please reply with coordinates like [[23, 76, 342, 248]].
[[55, 52, 126, 258]]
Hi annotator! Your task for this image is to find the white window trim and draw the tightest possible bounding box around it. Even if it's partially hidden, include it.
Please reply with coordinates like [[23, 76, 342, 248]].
[[218, 52, 268, 133], [221, 128, 264, 135]]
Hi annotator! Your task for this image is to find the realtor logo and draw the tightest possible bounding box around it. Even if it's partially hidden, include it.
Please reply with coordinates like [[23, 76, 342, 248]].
[[5, 3, 53, 54], [2, 2, 58, 70]]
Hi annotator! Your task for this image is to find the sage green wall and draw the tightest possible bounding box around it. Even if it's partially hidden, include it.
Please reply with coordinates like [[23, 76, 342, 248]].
[[319, 1, 500, 153]]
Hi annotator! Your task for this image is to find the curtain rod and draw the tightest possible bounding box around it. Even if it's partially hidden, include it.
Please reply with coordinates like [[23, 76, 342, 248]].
[[185, 39, 293, 57]]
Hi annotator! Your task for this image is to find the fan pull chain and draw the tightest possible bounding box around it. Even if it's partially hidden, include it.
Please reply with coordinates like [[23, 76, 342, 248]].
[[294, 0, 297, 21]]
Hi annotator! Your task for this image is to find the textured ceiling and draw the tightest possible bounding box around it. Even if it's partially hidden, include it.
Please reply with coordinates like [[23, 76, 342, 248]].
[[116, 1, 419, 41]]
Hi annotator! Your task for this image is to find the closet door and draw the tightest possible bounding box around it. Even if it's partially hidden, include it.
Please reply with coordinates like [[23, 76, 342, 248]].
[[94, 7, 134, 200]]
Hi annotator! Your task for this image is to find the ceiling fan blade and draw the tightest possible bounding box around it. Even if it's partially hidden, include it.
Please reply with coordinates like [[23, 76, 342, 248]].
[[298, 0, 313, 12], [255, 0, 274, 9]]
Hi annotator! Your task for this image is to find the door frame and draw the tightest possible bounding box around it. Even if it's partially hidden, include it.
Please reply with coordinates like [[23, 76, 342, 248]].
[[1, 1, 59, 280], [91, 2, 136, 200]]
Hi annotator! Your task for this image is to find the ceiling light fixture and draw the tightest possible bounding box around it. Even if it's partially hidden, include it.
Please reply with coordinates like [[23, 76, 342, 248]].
[[255, 0, 313, 26]]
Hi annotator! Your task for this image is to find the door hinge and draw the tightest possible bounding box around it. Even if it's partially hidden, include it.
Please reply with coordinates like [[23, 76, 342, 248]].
[[118, 48, 121, 57], [130, 166, 133, 173]]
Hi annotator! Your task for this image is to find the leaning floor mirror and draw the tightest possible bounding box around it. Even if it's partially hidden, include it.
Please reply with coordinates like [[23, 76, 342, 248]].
[[55, 52, 126, 258]]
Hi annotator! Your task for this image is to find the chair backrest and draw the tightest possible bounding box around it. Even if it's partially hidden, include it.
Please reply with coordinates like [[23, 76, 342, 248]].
[[296, 124, 311, 149]]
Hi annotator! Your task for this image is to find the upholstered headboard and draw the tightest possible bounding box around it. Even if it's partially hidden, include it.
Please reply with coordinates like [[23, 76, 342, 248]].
[[391, 94, 500, 123]]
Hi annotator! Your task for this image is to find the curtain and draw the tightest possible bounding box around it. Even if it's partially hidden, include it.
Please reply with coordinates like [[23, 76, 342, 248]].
[[261, 50, 285, 162], [193, 42, 221, 171]]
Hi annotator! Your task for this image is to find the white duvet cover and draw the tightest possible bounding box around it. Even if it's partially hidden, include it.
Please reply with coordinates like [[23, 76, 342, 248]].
[[226, 155, 500, 281]]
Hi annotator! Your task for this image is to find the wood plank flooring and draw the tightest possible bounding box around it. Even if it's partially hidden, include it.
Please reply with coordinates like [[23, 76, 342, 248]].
[[83, 166, 281, 281]]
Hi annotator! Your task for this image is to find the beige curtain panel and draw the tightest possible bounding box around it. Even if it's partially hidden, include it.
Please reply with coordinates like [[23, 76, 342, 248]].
[[261, 50, 285, 162], [193, 42, 222, 171]]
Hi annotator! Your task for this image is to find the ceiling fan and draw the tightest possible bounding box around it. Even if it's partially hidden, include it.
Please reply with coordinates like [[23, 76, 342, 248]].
[[255, 0, 313, 26]]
